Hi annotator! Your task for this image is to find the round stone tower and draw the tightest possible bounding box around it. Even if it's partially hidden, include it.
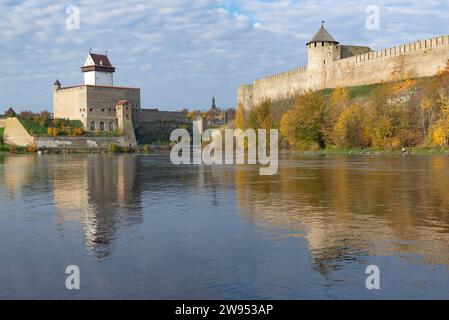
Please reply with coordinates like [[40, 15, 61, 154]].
[[306, 23, 340, 73]]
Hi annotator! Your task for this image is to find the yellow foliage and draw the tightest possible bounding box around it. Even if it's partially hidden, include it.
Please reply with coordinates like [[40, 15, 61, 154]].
[[330, 87, 349, 108], [25, 145, 37, 153], [430, 123, 447, 146], [73, 127, 85, 136], [236, 104, 246, 129], [333, 105, 370, 148], [279, 91, 327, 150], [391, 78, 416, 95]]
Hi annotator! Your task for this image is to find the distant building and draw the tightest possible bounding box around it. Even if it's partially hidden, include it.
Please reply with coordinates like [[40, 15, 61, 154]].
[[4, 107, 17, 118], [206, 96, 228, 126]]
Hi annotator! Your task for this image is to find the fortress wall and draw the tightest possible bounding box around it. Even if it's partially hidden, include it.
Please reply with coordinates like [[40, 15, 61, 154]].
[[328, 35, 449, 88], [0, 119, 6, 127], [34, 136, 135, 149], [54, 86, 86, 122], [3, 118, 34, 147], [237, 85, 254, 109], [85, 86, 140, 130], [135, 109, 189, 144], [136, 109, 187, 126], [238, 35, 449, 110], [251, 66, 317, 106]]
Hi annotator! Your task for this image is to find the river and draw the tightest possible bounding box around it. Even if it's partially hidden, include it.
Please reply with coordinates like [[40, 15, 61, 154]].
[[0, 153, 448, 299]]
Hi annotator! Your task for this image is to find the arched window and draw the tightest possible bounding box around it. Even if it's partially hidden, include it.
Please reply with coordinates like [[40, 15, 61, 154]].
[[100, 122, 105, 131], [90, 121, 96, 131], [109, 122, 114, 131]]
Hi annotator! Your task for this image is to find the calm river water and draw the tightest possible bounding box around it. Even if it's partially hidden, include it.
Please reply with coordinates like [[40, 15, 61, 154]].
[[0, 153, 448, 299]]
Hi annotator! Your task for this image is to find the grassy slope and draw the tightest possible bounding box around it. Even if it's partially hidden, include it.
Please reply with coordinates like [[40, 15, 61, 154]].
[[269, 77, 433, 122]]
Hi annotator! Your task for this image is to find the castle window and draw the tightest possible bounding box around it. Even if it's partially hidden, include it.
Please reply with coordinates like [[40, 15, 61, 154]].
[[109, 122, 114, 131], [90, 108, 93, 112], [101, 109, 105, 112], [314, 43, 317, 48], [322, 42, 324, 46], [90, 121, 96, 131], [100, 122, 105, 131]]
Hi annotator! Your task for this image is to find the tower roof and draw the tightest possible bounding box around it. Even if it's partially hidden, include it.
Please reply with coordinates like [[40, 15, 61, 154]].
[[88, 53, 113, 67], [81, 52, 115, 73], [306, 24, 338, 45], [54, 79, 61, 86]]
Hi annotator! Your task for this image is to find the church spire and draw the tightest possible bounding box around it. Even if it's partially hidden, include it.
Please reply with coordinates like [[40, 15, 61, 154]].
[[211, 96, 217, 109]]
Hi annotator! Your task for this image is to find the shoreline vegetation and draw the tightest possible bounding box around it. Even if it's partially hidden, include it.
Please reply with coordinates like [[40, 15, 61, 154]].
[[236, 60, 449, 155]]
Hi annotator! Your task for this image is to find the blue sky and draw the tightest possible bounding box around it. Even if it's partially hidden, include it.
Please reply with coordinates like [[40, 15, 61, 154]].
[[0, 0, 448, 112]]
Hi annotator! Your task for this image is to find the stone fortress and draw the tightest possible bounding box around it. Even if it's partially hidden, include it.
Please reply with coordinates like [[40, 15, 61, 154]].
[[237, 24, 449, 110], [53, 52, 188, 146]]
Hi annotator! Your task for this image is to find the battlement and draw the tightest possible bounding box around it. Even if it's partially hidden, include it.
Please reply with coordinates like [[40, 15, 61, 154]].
[[347, 35, 449, 64], [255, 66, 307, 84]]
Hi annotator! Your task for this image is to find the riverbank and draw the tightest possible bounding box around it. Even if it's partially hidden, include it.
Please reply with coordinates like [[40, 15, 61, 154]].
[[0, 143, 173, 154], [1, 142, 448, 156], [281, 146, 449, 156]]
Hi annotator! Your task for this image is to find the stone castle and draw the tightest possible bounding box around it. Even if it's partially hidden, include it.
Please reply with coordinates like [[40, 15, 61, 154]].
[[237, 24, 449, 110], [53, 52, 188, 146]]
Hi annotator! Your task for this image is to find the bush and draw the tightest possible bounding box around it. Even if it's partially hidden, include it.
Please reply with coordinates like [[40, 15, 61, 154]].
[[108, 143, 118, 153], [120, 146, 129, 153], [25, 145, 37, 153], [19, 114, 85, 137]]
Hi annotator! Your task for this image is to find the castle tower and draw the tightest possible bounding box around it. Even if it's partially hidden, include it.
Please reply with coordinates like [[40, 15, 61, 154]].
[[53, 79, 61, 91], [116, 100, 137, 146], [306, 23, 340, 72], [81, 52, 115, 86], [116, 100, 132, 131]]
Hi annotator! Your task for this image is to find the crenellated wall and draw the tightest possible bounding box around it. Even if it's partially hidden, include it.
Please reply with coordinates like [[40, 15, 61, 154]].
[[238, 35, 449, 110]]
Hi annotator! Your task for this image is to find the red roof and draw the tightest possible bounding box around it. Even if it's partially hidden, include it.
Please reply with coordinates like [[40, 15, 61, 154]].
[[89, 53, 113, 67], [116, 100, 129, 106]]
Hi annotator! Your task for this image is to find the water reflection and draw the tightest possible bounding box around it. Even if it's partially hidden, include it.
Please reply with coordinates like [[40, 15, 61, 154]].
[[1, 154, 144, 259], [0, 153, 448, 295], [235, 155, 449, 274]]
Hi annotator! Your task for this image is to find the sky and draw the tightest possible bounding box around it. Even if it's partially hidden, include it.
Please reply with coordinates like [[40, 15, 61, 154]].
[[0, 0, 448, 112]]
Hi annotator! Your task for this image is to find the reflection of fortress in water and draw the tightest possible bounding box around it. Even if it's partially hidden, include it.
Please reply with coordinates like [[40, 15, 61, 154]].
[[2, 154, 144, 259], [234, 157, 449, 274]]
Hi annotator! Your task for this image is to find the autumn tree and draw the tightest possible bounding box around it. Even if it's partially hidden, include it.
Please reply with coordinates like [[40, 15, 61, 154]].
[[280, 91, 328, 150], [236, 104, 246, 129], [333, 105, 370, 148]]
